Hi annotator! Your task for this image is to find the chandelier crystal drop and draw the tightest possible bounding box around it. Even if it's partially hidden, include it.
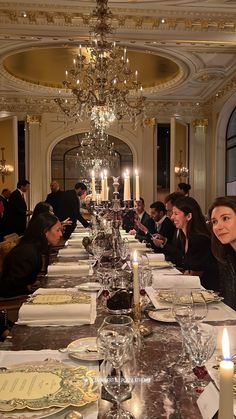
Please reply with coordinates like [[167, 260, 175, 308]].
[[55, 0, 145, 129]]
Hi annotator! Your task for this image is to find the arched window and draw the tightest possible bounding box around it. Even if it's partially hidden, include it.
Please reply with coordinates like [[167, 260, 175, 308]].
[[226, 107, 236, 194]]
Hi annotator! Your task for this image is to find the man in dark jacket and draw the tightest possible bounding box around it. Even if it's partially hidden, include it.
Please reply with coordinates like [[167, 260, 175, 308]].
[[128, 198, 156, 242], [45, 180, 64, 218], [58, 182, 89, 239], [136, 200, 176, 248], [0, 188, 11, 240], [4, 180, 30, 236]]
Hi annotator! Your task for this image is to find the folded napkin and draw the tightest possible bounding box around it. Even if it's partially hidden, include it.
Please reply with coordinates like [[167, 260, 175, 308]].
[[67, 238, 86, 246], [58, 248, 88, 257], [0, 350, 98, 419], [146, 253, 165, 262], [47, 262, 91, 277], [17, 288, 96, 326], [146, 287, 236, 322], [128, 242, 149, 251], [71, 232, 89, 238], [151, 273, 201, 289]]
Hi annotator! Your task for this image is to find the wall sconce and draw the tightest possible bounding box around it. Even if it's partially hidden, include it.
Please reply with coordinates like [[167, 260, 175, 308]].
[[0, 147, 14, 183], [174, 149, 189, 178]]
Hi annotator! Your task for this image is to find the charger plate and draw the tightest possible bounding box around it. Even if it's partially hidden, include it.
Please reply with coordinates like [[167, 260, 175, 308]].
[[0, 360, 98, 413]]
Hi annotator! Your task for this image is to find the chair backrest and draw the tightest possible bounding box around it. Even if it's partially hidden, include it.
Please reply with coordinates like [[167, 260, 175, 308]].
[[3, 233, 19, 242]]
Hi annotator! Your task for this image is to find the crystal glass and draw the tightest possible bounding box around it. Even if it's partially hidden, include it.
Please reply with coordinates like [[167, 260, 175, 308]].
[[100, 358, 135, 419], [119, 238, 129, 262], [97, 315, 135, 368], [183, 323, 217, 391], [192, 291, 208, 323], [172, 289, 194, 372]]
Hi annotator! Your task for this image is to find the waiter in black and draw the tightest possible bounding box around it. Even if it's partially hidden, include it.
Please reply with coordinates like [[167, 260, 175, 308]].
[[58, 182, 89, 239]]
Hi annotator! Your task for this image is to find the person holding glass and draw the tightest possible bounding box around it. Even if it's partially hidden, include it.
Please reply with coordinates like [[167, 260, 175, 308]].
[[209, 196, 236, 309], [165, 196, 219, 291]]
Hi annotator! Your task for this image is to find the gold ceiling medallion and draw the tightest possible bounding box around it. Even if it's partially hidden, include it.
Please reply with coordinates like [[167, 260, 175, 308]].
[[55, 0, 146, 131]]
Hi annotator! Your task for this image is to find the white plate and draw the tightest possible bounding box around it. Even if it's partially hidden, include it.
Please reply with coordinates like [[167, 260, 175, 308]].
[[76, 282, 101, 292], [67, 337, 103, 361], [148, 310, 176, 323]]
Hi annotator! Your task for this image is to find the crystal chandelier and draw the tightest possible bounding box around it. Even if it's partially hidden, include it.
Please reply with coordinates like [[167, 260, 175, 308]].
[[174, 150, 189, 178], [67, 130, 119, 175], [55, 0, 145, 129]]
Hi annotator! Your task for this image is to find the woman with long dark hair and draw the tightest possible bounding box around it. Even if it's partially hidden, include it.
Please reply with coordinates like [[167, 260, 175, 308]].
[[209, 196, 236, 309], [0, 213, 62, 298], [169, 196, 219, 290]]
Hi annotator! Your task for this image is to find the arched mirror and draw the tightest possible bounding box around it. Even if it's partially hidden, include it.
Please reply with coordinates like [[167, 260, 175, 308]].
[[51, 133, 133, 194]]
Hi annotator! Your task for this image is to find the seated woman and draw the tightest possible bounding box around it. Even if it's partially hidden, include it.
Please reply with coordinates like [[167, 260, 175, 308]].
[[0, 213, 62, 298], [155, 196, 219, 291], [209, 196, 236, 309]]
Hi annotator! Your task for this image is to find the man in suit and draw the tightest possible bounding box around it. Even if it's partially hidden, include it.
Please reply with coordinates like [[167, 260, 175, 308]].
[[45, 180, 64, 218], [129, 198, 156, 242], [136, 200, 176, 248], [0, 189, 11, 240], [58, 182, 89, 239], [4, 180, 30, 236]]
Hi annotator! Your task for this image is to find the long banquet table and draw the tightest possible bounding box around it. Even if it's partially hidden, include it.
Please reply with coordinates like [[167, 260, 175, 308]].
[[2, 270, 234, 419]]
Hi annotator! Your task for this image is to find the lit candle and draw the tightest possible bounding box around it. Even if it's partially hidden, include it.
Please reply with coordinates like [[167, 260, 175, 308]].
[[133, 250, 140, 306], [91, 170, 96, 201], [104, 170, 108, 201], [124, 48, 127, 61], [126, 170, 131, 201], [101, 172, 105, 201], [135, 70, 138, 83], [65, 70, 68, 78], [123, 170, 131, 201], [135, 169, 140, 201], [219, 328, 234, 419]]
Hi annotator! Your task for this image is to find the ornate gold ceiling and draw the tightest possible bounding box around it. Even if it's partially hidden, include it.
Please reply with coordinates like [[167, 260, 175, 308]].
[[3, 47, 180, 89]]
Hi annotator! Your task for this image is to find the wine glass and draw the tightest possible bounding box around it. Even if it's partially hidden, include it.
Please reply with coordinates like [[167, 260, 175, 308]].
[[172, 289, 194, 372], [100, 358, 135, 419], [92, 240, 105, 267], [183, 323, 217, 392], [192, 291, 208, 323], [119, 238, 129, 263], [97, 315, 136, 368]]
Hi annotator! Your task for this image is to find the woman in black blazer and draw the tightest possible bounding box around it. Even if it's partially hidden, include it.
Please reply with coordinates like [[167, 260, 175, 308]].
[[0, 213, 62, 298], [169, 196, 219, 291]]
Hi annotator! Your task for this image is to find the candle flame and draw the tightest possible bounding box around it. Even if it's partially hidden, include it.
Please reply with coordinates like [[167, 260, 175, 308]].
[[91, 170, 95, 177], [104, 169, 107, 177], [133, 250, 138, 262], [135, 169, 139, 176], [222, 327, 231, 360]]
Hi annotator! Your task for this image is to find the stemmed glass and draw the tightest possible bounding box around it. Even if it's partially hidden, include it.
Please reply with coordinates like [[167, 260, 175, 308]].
[[119, 238, 129, 263], [183, 323, 217, 392], [172, 289, 195, 373], [97, 315, 137, 418], [92, 240, 105, 267], [100, 358, 136, 419]]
